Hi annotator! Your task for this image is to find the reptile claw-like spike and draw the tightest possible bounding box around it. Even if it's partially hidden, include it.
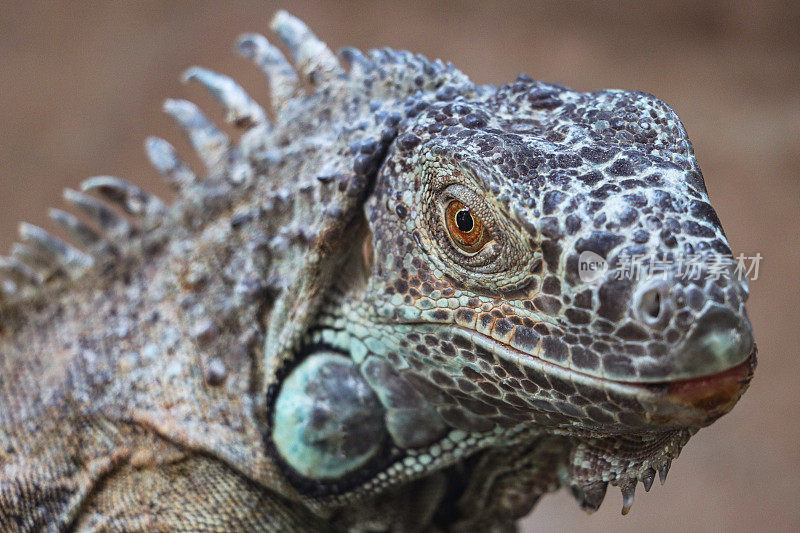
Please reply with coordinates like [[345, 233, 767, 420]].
[[575, 481, 608, 514], [0, 256, 40, 285], [163, 98, 230, 171], [63, 189, 134, 239], [338, 47, 372, 73], [48, 209, 102, 248], [144, 136, 196, 188], [11, 243, 50, 270], [182, 66, 267, 129], [659, 459, 671, 485], [236, 33, 298, 110], [270, 10, 344, 84], [81, 176, 165, 218], [18, 222, 94, 272], [642, 468, 656, 492], [80, 176, 165, 218], [620, 483, 636, 515]]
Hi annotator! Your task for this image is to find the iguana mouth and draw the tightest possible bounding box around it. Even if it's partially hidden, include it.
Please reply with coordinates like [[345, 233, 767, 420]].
[[456, 326, 756, 426], [649, 347, 756, 422]]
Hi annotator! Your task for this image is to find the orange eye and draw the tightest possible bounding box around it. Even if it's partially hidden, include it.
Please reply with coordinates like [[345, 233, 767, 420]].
[[445, 200, 488, 252]]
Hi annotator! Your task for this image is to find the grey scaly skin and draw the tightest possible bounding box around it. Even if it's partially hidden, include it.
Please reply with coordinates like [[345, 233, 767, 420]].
[[0, 11, 756, 532]]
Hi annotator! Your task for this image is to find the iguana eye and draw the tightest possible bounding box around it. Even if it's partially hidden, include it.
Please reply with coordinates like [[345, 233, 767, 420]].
[[445, 200, 489, 254]]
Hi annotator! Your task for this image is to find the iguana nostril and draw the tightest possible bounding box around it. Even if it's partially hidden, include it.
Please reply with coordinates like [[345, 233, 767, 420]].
[[635, 281, 671, 326], [640, 288, 662, 321]]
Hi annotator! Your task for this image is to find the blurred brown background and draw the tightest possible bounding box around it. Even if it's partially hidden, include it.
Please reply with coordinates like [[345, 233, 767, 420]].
[[0, 1, 797, 531]]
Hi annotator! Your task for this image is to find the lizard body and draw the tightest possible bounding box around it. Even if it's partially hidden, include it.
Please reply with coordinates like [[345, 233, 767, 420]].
[[0, 11, 755, 532]]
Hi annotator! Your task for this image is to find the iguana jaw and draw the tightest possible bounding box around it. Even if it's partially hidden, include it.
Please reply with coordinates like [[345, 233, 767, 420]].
[[457, 325, 756, 430], [455, 325, 754, 514]]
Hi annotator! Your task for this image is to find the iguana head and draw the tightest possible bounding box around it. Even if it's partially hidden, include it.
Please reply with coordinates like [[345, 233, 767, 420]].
[[363, 78, 755, 430], [350, 76, 756, 507]]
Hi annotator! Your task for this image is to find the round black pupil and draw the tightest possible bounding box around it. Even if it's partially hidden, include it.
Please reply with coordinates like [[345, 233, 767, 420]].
[[455, 209, 474, 232]]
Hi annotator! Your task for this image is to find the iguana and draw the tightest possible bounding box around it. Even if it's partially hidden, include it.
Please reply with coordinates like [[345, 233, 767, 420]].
[[0, 11, 756, 532]]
